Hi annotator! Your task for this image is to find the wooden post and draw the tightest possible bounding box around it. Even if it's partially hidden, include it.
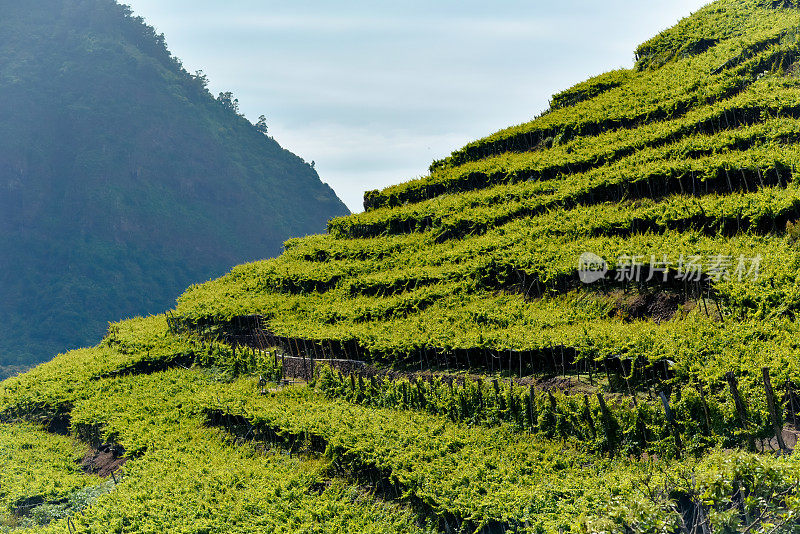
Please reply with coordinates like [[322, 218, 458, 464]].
[[700, 286, 709, 317], [528, 385, 536, 430], [583, 394, 596, 439], [301, 340, 308, 381], [658, 391, 682, 457], [763, 368, 788, 453], [726, 372, 755, 451], [300, 338, 314, 377], [788, 381, 798, 428]]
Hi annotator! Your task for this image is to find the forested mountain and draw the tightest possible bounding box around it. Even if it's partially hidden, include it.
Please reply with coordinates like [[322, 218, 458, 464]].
[[0, 0, 349, 377]]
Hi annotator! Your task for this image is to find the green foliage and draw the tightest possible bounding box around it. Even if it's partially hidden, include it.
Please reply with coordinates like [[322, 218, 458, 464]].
[[550, 69, 633, 111], [786, 218, 800, 242], [9, 1, 800, 531], [634, 0, 799, 71], [255, 115, 269, 135], [201, 377, 800, 533], [425, 11, 800, 174], [171, 5, 800, 386], [366, 85, 800, 210], [200, 378, 637, 532], [0, 324, 434, 533], [217, 91, 242, 115], [313, 364, 787, 459], [0, 423, 103, 523], [0, 309, 795, 532], [590, 451, 800, 533]]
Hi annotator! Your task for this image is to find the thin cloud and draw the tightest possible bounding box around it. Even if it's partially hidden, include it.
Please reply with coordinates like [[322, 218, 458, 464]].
[[125, 0, 711, 212], [182, 13, 557, 40]]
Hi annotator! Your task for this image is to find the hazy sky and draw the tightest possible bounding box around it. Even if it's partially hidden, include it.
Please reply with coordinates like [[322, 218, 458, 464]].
[[123, 0, 711, 212]]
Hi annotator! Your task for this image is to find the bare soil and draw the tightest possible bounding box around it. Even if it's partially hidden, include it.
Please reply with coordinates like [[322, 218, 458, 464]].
[[80, 443, 126, 477]]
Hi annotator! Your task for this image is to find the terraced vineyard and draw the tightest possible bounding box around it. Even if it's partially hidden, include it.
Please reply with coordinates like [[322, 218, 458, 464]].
[[6, 1, 800, 532]]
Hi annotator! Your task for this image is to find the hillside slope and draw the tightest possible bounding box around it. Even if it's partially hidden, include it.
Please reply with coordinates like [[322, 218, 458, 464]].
[[5, 1, 800, 532], [178, 0, 800, 376], [0, 0, 349, 376]]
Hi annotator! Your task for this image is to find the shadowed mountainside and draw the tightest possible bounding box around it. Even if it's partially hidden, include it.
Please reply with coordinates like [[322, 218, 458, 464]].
[[0, 0, 349, 376]]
